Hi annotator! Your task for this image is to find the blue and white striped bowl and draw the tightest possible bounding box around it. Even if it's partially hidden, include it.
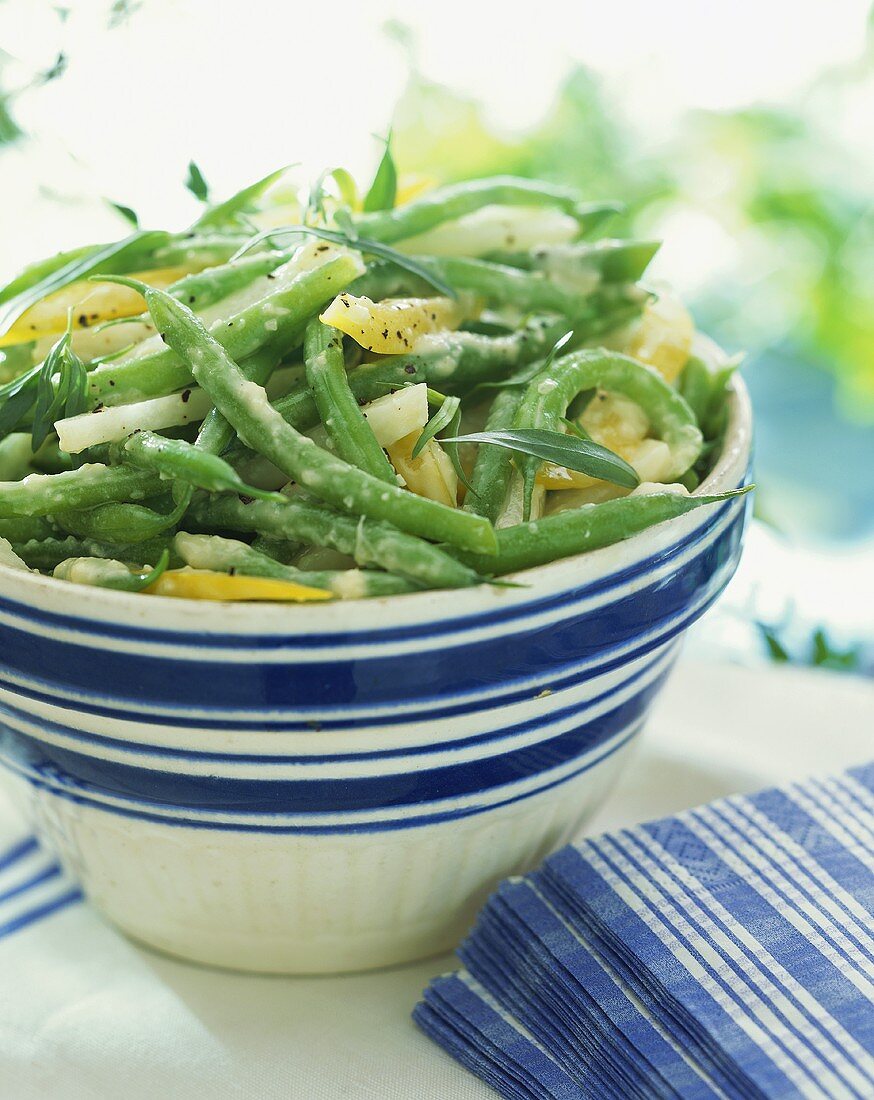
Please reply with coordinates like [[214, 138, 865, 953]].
[[0, 381, 752, 973]]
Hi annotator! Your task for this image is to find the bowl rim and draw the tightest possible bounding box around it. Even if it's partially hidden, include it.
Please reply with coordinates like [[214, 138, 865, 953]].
[[0, 375, 752, 633]]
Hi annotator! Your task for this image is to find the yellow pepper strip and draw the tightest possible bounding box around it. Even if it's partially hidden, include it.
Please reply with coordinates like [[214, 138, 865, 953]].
[[624, 290, 694, 383], [386, 430, 458, 507], [144, 569, 333, 602], [0, 265, 194, 348], [320, 293, 469, 355]]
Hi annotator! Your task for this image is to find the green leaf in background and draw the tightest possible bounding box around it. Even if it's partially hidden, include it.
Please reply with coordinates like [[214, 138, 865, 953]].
[[39, 52, 67, 85], [185, 160, 210, 203], [108, 0, 143, 30], [444, 427, 640, 489], [757, 622, 862, 673], [811, 628, 860, 672], [108, 200, 140, 228], [758, 623, 790, 663], [362, 132, 397, 212]]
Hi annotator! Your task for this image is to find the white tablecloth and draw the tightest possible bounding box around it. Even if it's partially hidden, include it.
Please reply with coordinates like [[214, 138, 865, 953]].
[[2, 661, 871, 1099]]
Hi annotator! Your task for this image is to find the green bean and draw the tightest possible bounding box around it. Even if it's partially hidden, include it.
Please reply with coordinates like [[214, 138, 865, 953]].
[[0, 513, 56, 543], [116, 430, 279, 501], [188, 495, 481, 591], [514, 348, 703, 517], [220, 310, 632, 472], [251, 534, 303, 563], [702, 364, 738, 442], [12, 534, 174, 571], [143, 286, 497, 554], [678, 355, 714, 427], [55, 497, 185, 543], [0, 463, 161, 518], [349, 261, 432, 301], [398, 316, 570, 395], [174, 533, 417, 598], [225, 311, 605, 470], [29, 438, 73, 475], [353, 177, 619, 244], [101, 252, 298, 334], [88, 254, 364, 406], [489, 239, 660, 287], [149, 234, 247, 269], [453, 488, 751, 575], [165, 250, 295, 312], [0, 433, 33, 481], [463, 389, 524, 523], [175, 347, 278, 491], [75, 352, 283, 542], [303, 319, 395, 482], [414, 257, 586, 317]]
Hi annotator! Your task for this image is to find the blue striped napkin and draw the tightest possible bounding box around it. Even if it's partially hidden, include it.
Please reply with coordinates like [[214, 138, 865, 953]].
[[415, 764, 874, 1099]]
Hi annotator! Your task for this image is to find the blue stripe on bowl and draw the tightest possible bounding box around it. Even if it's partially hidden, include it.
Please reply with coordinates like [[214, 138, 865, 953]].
[[0, 672, 667, 813], [0, 644, 674, 763], [0, 724, 641, 835], [0, 501, 746, 713]]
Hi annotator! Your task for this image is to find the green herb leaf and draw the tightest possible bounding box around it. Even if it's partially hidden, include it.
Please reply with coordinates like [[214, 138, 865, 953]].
[[108, 200, 139, 228], [109, 547, 171, 592], [362, 132, 397, 213], [443, 398, 476, 495], [443, 427, 640, 489], [232, 224, 456, 298], [191, 165, 291, 230], [0, 230, 170, 340], [411, 391, 475, 493], [0, 364, 41, 440], [810, 628, 860, 671], [333, 206, 358, 241], [471, 330, 574, 395], [306, 168, 360, 225], [30, 319, 88, 450], [561, 416, 591, 441], [185, 160, 210, 203], [543, 329, 574, 371], [413, 394, 460, 458]]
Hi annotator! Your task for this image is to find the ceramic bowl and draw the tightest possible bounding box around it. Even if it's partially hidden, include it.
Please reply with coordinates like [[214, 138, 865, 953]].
[[0, 379, 752, 973]]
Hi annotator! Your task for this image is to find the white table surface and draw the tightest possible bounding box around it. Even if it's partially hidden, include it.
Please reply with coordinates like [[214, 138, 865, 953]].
[[2, 660, 872, 1099]]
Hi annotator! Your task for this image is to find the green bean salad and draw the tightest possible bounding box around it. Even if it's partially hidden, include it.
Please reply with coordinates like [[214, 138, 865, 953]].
[[0, 161, 747, 602]]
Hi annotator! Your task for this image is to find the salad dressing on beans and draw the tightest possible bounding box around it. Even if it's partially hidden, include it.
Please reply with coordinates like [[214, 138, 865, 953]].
[[0, 161, 748, 600]]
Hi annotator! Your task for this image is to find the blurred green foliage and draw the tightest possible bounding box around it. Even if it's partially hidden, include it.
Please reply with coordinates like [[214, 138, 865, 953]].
[[391, 41, 874, 420]]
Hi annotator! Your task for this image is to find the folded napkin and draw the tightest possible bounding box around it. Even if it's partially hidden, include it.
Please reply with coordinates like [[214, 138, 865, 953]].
[[416, 764, 874, 1099]]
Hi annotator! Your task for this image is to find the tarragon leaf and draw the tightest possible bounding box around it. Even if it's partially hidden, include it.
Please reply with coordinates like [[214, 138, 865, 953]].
[[443, 427, 640, 489]]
